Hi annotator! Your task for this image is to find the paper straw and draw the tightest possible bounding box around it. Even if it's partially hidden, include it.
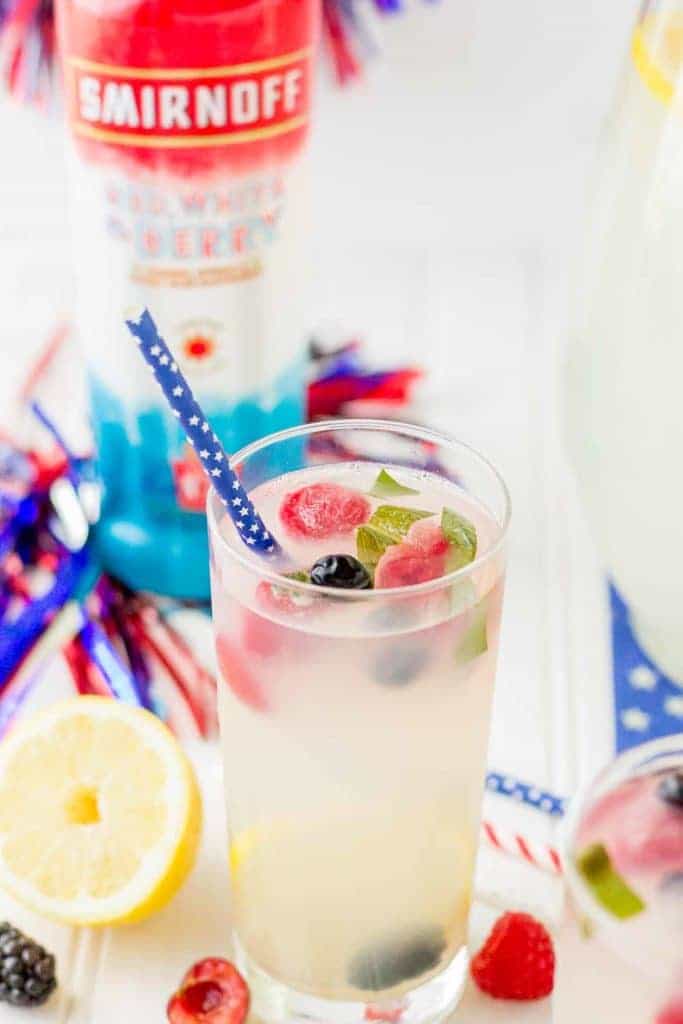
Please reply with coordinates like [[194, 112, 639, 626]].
[[481, 819, 563, 876], [126, 310, 281, 558], [486, 771, 566, 818]]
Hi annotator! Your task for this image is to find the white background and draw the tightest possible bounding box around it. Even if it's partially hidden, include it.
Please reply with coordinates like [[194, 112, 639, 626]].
[[0, 1, 641, 1020]]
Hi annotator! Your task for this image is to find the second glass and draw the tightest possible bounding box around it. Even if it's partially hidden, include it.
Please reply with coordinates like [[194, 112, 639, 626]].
[[555, 735, 683, 1023], [208, 420, 510, 1024]]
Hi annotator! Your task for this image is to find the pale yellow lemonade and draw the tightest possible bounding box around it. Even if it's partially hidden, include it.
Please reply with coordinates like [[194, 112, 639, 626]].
[[209, 461, 506, 1008]]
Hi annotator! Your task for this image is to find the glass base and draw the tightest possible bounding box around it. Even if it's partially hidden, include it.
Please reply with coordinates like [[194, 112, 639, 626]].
[[233, 940, 469, 1024]]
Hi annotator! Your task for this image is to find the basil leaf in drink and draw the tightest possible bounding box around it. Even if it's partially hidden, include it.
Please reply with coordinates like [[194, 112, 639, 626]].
[[576, 843, 646, 920], [357, 524, 398, 567], [369, 469, 420, 499], [441, 507, 477, 571], [285, 570, 310, 583], [455, 600, 488, 664], [369, 505, 432, 543]]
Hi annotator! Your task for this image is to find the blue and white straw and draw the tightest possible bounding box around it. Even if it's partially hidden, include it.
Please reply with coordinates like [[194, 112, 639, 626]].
[[486, 771, 566, 818], [126, 309, 280, 559]]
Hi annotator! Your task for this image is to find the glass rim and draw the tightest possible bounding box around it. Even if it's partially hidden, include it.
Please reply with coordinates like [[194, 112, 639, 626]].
[[207, 418, 511, 601], [561, 733, 683, 933]]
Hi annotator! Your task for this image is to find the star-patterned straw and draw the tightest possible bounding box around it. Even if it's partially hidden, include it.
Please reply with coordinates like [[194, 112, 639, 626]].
[[485, 772, 566, 818], [126, 309, 281, 559]]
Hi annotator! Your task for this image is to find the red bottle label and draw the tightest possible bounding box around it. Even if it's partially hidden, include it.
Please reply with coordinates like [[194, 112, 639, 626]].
[[65, 48, 311, 152], [58, 0, 317, 176]]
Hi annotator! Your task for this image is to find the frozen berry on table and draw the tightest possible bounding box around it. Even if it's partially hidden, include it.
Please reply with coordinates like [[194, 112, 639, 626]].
[[310, 554, 372, 590], [658, 772, 683, 808], [167, 958, 249, 1024], [0, 922, 57, 1008], [280, 483, 370, 539], [470, 912, 555, 1001]]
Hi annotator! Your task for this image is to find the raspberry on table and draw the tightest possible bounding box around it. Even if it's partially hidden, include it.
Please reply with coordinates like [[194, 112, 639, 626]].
[[470, 911, 554, 1001], [0, 922, 57, 1008], [655, 997, 683, 1024]]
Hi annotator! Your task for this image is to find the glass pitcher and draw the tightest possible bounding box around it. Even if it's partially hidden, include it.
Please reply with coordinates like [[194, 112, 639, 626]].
[[566, 0, 683, 682]]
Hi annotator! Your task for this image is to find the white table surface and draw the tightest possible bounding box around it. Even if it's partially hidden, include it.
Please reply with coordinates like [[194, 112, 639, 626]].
[[0, 0, 641, 1018]]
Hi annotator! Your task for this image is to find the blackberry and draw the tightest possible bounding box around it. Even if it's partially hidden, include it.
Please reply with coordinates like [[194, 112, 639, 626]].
[[0, 923, 57, 1008]]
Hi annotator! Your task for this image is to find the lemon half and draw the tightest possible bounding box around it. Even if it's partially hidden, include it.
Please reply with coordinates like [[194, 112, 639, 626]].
[[0, 697, 201, 926]]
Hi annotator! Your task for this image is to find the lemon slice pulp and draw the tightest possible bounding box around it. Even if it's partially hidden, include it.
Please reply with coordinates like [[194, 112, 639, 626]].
[[0, 697, 201, 925]]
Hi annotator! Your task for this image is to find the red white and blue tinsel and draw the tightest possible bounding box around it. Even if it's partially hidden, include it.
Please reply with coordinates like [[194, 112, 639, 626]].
[[0, 0, 55, 107]]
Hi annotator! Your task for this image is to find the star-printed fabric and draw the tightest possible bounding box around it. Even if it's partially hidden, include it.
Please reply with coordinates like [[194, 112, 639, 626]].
[[610, 585, 683, 752]]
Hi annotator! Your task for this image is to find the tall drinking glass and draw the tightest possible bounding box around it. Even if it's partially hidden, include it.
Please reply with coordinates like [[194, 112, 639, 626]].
[[555, 735, 683, 1023], [207, 420, 510, 1024]]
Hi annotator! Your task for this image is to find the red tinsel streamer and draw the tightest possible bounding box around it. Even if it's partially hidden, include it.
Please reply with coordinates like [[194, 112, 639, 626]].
[[322, 0, 362, 85]]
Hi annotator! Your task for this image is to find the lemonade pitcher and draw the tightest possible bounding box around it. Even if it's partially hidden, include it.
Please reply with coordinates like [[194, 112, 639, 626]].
[[566, 0, 683, 682]]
